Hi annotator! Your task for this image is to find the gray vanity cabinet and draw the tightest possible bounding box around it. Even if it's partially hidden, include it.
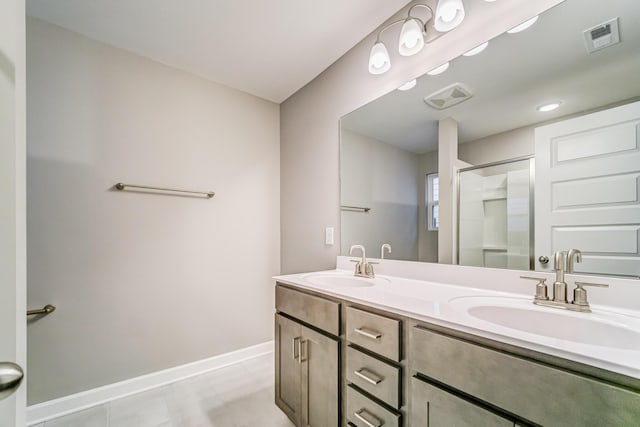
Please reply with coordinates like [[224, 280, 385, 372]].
[[275, 314, 302, 423], [410, 377, 514, 427], [409, 324, 640, 426], [275, 285, 341, 427]]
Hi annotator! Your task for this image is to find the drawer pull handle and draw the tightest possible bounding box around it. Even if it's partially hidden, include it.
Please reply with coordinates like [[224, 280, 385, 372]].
[[354, 328, 382, 340], [354, 368, 383, 385], [354, 409, 383, 427]]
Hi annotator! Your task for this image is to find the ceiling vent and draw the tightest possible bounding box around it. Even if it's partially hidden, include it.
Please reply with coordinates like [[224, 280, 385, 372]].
[[423, 83, 473, 110], [583, 18, 620, 53]]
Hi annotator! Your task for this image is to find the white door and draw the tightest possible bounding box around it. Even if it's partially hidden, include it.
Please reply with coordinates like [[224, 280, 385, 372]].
[[535, 101, 640, 278], [0, 0, 27, 425]]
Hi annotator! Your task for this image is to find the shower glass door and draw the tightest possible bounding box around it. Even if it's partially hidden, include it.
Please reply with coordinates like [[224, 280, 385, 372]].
[[457, 157, 533, 270]]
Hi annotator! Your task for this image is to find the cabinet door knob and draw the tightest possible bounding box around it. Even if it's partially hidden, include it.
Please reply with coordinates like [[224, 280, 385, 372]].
[[538, 255, 549, 264]]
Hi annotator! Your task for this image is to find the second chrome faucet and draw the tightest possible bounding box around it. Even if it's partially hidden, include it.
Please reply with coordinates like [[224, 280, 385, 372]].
[[349, 244, 392, 278], [522, 249, 608, 313]]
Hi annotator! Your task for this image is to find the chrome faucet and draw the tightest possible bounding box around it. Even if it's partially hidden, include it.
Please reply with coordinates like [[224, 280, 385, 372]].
[[521, 248, 609, 313], [381, 243, 392, 260], [553, 250, 568, 303], [566, 248, 582, 273], [349, 244, 375, 278]]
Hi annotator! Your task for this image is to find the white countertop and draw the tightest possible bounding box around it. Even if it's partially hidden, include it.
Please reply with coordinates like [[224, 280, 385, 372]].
[[274, 265, 640, 380]]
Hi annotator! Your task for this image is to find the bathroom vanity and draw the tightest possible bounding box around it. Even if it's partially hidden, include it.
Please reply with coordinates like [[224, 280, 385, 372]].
[[274, 261, 640, 426]]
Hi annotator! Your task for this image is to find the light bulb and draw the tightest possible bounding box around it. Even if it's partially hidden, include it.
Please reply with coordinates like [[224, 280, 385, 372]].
[[507, 15, 539, 34], [368, 42, 391, 75], [398, 19, 425, 56], [434, 0, 465, 32], [537, 102, 561, 112], [427, 62, 450, 76], [463, 41, 489, 56], [397, 79, 417, 91]]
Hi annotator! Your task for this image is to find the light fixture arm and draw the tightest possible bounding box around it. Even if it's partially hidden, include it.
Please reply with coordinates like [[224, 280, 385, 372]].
[[373, 3, 434, 42]]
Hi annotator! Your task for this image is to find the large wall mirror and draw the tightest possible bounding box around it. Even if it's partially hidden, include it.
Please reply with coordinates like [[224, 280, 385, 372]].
[[340, 0, 640, 278]]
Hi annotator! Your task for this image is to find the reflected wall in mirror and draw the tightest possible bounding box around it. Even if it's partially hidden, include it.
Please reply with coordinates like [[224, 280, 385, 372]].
[[340, 0, 640, 277]]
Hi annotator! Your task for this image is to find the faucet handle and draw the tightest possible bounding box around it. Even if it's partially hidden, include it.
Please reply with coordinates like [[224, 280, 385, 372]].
[[572, 281, 609, 307], [520, 276, 549, 301]]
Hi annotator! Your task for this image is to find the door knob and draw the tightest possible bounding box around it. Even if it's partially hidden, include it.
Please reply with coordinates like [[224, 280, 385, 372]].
[[0, 362, 24, 401], [538, 255, 549, 264]]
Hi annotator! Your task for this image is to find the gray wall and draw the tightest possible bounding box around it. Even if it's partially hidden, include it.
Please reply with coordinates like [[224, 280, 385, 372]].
[[459, 125, 535, 165], [26, 18, 280, 404], [340, 129, 419, 261], [280, 0, 563, 274]]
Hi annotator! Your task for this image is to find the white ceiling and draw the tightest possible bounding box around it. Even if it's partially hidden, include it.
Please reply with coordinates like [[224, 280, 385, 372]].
[[26, 0, 411, 103], [341, 0, 640, 154]]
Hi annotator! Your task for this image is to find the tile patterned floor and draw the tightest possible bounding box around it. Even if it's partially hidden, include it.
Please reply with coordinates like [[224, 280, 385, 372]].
[[36, 352, 294, 427]]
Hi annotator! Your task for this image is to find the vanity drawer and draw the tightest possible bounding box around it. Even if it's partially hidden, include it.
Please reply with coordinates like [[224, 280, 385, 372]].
[[410, 325, 640, 426], [346, 385, 400, 427], [275, 284, 340, 336], [346, 306, 401, 361], [346, 346, 401, 409]]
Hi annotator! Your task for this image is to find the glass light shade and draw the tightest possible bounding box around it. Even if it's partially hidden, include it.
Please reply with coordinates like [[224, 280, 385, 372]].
[[398, 19, 425, 56], [434, 0, 465, 32], [397, 79, 417, 91], [427, 62, 450, 76], [507, 15, 539, 34], [368, 41, 391, 75], [463, 41, 489, 56]]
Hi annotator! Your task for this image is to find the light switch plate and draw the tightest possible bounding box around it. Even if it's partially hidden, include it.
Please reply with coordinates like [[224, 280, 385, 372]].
[[325, 227, 334, 245]]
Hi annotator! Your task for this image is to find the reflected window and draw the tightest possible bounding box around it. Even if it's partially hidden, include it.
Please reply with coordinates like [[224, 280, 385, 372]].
[[427, 173, 439, 230]]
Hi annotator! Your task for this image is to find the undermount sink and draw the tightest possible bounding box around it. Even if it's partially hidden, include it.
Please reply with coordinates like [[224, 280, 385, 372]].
[[302, 272, 390, 288], [449, 296, 640, 350]]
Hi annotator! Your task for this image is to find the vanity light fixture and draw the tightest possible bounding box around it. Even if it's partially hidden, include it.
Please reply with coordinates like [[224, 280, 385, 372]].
[[368, 1, 467, 75], [369, 42, 391, 74], [463, 41, 489, 56], [427, 62, 450, 76], [399, 18, 425, 56], [507, 15, 539, 34], [397, 79, 417, 91], [434, 0, 465, 32], [537, 101, 561, 112]]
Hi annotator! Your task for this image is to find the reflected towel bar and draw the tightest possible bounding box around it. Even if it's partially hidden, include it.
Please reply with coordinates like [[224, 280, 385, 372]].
[[27, 304, 56, 316], [115, 183, 215, 199], [341, 205, 371, 213]]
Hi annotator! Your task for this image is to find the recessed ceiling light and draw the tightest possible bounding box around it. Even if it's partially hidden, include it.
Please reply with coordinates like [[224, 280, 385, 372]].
[[463, 41, 489, 56], [427, 62, 450, 76], [507, 15, 539, 34], [397, 79, 417, 91], [537, 102, 561, 112]]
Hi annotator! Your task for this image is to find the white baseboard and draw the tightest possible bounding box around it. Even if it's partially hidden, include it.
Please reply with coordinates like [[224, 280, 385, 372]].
[[26, 340, 274, 426]]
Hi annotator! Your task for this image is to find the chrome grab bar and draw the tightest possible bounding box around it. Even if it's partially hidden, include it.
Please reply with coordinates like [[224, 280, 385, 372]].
[[340, 205, 371, 213], [115, 182, 215, 199], [27, 304, 56, 316]]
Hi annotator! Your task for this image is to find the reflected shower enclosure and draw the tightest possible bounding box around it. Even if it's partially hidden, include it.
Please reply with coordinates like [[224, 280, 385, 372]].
[[457, 158, 533, 270]]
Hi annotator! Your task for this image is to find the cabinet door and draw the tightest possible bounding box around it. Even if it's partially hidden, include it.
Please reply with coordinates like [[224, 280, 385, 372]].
[[301, 326, 339, 427], [410, 377, 514, 427], [275, 314, 302, 425]]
